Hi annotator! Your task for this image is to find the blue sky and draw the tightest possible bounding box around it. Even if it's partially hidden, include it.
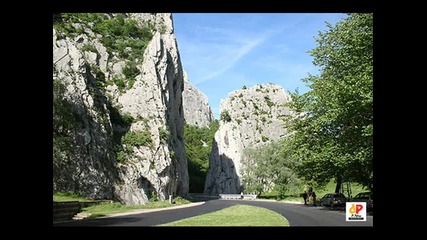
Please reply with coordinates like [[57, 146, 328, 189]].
[[173, 13, 347, 119]]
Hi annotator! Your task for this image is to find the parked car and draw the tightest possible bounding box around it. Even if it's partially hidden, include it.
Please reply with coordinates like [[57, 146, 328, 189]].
[[350, 192, 373, 210], [319, 193, 347, 207]]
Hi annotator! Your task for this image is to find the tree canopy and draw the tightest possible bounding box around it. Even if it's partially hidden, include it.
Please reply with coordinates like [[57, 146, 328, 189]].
[[241, 141, 302, 198], [284, 13, 373, 191], [184, 121, 219, 192]]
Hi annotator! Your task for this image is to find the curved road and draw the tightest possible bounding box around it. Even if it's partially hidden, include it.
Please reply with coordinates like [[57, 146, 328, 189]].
[[54, 199, 373, 226]]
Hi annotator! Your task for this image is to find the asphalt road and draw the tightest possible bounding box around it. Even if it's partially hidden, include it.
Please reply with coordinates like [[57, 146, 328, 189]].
[[53, 199, 373, 227]]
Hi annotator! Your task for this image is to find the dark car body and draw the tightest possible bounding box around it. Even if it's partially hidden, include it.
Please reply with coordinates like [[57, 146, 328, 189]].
[[350, 192, 373, 210], [319, 193, 347, 207]]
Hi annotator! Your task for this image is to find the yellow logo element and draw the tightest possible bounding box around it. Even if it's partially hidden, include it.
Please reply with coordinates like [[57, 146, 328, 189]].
[[349, 203, 364, 214]]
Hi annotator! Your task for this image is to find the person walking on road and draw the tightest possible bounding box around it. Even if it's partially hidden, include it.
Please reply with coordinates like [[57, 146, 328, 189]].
[[302, 191, 308, 205], [312, 191, 317, 206]]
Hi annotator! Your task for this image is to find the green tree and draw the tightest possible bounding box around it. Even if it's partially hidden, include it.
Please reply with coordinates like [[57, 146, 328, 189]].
[[284, 13, 373, 192], [184, 120, 219, 192], [241, 141, 302, 198], [53, 79, 77, 182], [220, 110, 231, 122]]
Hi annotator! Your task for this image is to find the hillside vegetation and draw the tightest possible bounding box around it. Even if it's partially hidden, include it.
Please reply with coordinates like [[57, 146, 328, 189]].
[[184, 121, 219, 192]]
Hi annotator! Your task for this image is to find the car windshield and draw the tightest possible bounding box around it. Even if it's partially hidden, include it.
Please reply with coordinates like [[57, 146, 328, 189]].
[[355, 192, 370, 199]]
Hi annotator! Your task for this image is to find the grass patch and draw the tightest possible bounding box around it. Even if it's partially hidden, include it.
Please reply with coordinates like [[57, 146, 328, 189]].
[[53, 191, 192, 219], [82, 202, 141, 218], [259, 191, 303, 203], [159, 205, 289, 226], [53, 192, 93, 202], [311, 179, 368, 200], [82, 197, 192, 218]]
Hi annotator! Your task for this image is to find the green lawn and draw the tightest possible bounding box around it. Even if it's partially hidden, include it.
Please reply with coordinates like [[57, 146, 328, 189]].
[[53, 191, 94, 202], [313, 180, 368, 200], [82, 198, 190, 218], [159, 204, 289, 226], [259, 179, 370, 203], [53, 192, 192, 218]]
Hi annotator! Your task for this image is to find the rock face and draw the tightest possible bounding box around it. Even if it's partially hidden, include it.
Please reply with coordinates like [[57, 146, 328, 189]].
[[204, 84, 292, 194], [53, 13, 188, 205], [182, 70, 214, 127]]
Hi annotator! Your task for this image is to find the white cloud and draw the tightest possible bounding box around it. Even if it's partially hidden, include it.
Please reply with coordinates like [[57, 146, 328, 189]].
[[199, 37, 266, 83], [179, 26, 285, 85]]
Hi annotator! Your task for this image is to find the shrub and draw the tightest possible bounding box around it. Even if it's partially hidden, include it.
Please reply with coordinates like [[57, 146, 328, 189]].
[[116, 150, 127, 162], [122, 130, 153, 147], [172, 196, 191, 204], [264, 96, 275, 107], [253, 102, 259, 110], [53, 79, 76, 165], [159, 24, 167, 34], [151, 191, 158, 202], [54, 13, 153, 63], [220, 110, 231, 122], [159, 128, 170, 143], [127, 78, 136, 90], [112, 76, 126, 93], [242, 100, 247, 107], [92, 65, 105, 82], [121, 113, 134, 126], [123, 61, 140, 80], [81, 44, 98, 53], [260, 110, 269, 115]]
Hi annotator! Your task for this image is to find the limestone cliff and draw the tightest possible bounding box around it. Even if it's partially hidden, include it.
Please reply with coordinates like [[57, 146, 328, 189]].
[[53, 13, 188, 205], [204, 84, 292, 194], [182, 70, 214, 127]]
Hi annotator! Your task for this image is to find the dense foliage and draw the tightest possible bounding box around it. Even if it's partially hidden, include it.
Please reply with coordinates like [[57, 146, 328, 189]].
[[184, 121, 219, 192], [220, 111, 231, 122], [283, 13, 373, 191], [53, 79, 77, 181], [53, 13, 153, 61], [241, 141, 302, 198]]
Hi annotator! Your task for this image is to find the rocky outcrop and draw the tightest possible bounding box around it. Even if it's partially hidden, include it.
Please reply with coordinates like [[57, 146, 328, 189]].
[[182, 70, 214, 127], [53, 13, 188, 205], [53, 26, 117, 199], [204, 84, 292, 194]]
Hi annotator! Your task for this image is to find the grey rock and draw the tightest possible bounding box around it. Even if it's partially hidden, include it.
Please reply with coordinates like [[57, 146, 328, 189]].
[[182, 70, 214, 127], [53, 13, 189, 205], [204, 84, 292, 194], [115, 30, 189, 205], [53, 31, 117, 199]]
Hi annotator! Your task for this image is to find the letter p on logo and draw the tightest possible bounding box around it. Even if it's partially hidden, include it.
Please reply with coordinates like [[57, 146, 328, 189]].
[[355, 204, 363, 214]]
